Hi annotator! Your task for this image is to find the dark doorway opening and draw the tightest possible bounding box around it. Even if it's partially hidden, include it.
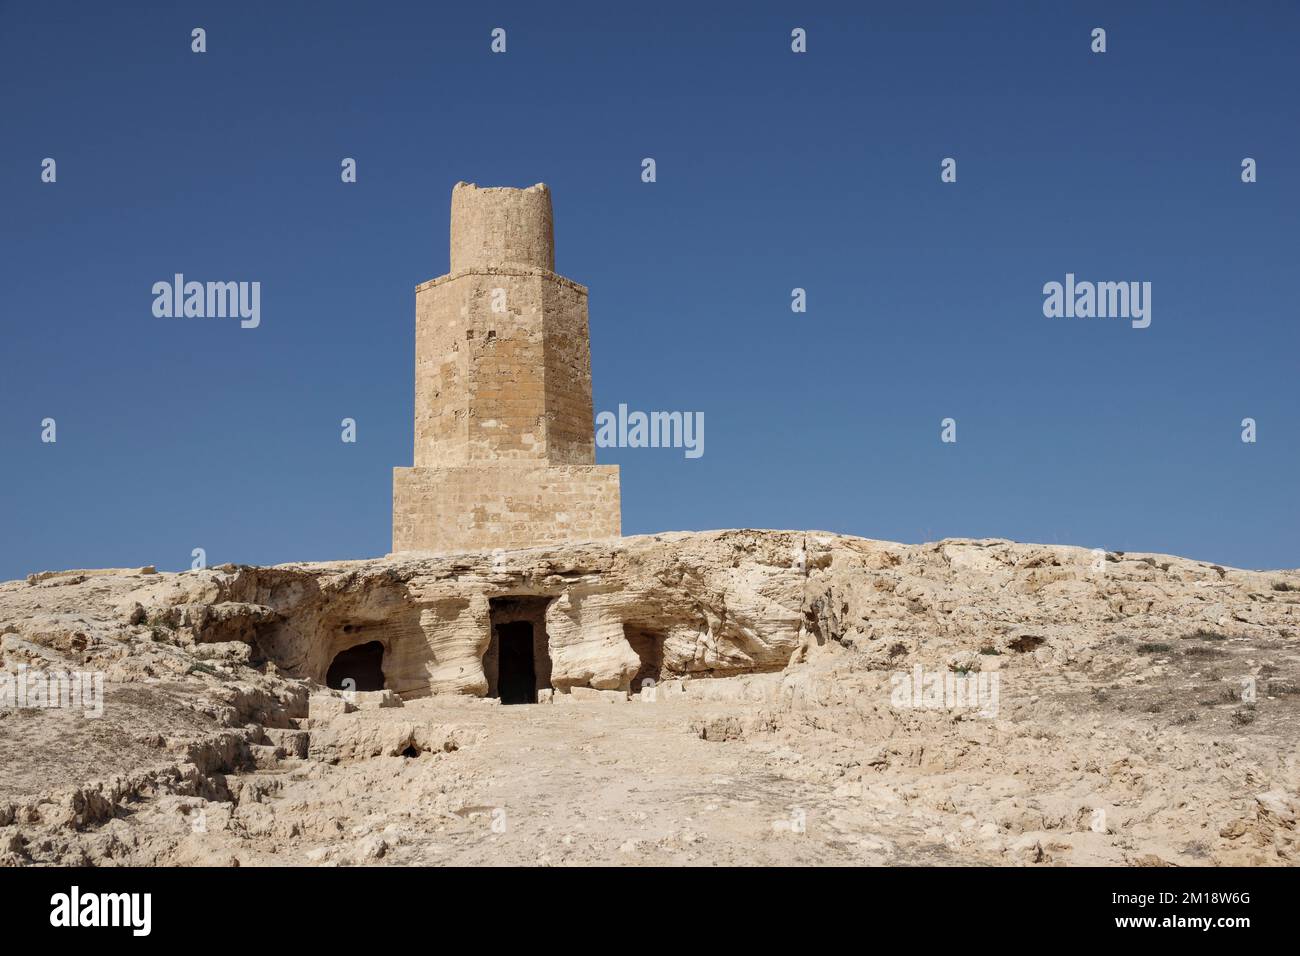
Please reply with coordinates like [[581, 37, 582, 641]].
[[485, 596, 553, 703], [497, 621, 537, 705], [326, 640, 386, 691]]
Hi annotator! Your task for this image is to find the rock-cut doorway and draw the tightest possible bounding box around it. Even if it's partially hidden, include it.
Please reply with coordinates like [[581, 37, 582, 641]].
[[496, 621, 537, 705]]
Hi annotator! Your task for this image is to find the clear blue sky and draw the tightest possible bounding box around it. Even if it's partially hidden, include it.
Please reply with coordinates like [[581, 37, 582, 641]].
[[2, 1, 1296, 579]]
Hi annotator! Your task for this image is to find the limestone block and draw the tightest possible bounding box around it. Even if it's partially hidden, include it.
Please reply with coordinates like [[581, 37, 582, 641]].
[[191, 641, 252, 665], [392, 463, 620, 553], [248, 744, 282, 770], [568, 687, 627, 703], [656, 679, 688, 700], [263, 728, 309, 759], [307, 713, 479, 763], [308, 694, 355, 720], [353, 689, 403, 710]]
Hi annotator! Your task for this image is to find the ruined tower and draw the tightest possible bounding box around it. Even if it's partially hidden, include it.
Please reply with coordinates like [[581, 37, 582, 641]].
[[392, 182, 622, 552]]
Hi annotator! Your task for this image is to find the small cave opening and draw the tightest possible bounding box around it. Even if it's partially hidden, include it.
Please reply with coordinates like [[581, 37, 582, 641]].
[[625, 626, 665, 694], [400, 745, 421, 759], [326, 640, 386, 692], [485, 596, 554, 704]]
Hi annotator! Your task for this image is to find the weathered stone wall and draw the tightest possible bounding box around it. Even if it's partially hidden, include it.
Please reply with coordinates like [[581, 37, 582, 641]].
[[449, 181, 554, 273], [541, 276, 599, 465], [392, 462, 621, 552], [411, 269, 595, 467]]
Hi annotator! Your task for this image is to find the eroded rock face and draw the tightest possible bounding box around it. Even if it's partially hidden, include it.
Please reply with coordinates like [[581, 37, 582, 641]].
[[140, 530, 814, 697], [244, 530, 806, 697], [7, 530, 1297, 703]]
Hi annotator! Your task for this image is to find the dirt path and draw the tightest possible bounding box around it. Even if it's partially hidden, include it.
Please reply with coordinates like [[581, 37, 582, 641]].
[[132, 696, 971, 867], [408, 700, 947, 866]]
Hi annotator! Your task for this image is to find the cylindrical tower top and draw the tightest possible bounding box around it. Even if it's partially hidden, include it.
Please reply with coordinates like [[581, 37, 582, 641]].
[[449, 182, 555, 273]]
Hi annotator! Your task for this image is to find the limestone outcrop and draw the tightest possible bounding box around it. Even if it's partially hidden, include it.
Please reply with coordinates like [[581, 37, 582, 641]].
[[6, 530, 1298, 703], [1, 529, 1297, 866]]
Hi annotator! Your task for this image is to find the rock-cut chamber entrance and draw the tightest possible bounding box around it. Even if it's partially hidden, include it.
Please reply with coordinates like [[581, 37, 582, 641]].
[[485, 597, 553, 705], [497, 622, 535, 705], [326, 640, 386, 692]]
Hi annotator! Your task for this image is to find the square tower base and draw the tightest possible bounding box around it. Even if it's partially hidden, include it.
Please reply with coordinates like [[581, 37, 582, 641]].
[[392, 463, 621, 553]]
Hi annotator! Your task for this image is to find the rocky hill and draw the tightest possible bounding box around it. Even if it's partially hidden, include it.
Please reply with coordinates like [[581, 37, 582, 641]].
[[1, 530, 1296, 865]]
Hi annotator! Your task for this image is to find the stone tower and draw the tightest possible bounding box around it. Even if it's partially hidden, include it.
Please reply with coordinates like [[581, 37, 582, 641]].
[[392, 182, 621, 552]]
